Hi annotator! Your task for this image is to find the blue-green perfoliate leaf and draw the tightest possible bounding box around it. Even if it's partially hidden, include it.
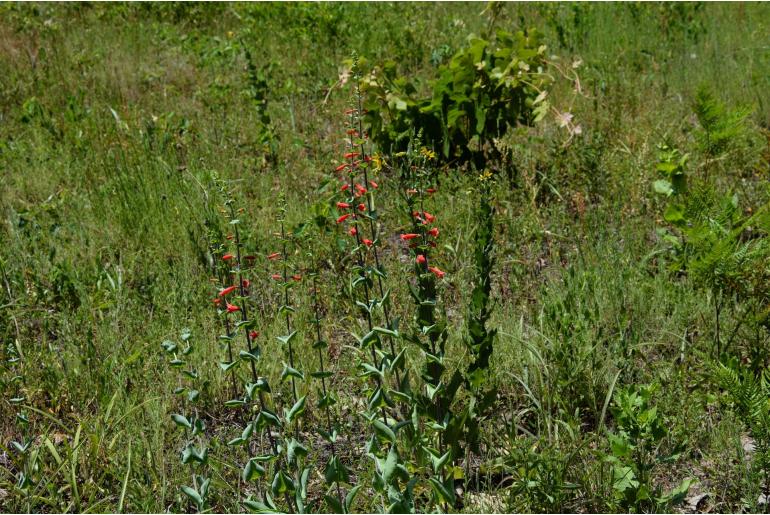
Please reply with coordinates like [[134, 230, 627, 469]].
[[243, 458, 266, 481], [284, 395, 306, 425], [171, 413, 192, 429]]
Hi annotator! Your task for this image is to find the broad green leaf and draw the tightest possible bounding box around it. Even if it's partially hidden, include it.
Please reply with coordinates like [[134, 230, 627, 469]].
[[181, 486, 203, 507], [171, 414, 192, 429], [372, 418, 396, 444], [285, 395, 307, 425]]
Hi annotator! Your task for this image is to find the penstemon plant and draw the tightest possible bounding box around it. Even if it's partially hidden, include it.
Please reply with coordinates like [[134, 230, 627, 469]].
[[397, 144, 459, 511], [210, 188, 295, 513], [269, 199, 313, 513], [333, 75, 417, 512], [163, 328, 211, 512]]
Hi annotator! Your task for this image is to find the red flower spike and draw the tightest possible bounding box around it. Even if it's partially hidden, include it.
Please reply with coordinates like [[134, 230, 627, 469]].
[[349, 227, 357, 236], [219, 285, 237, 297], [355, 183, 367, 194], [363, 239, 373, 247], [423, 212, 435, 223], [416, 254, 426, 265], [357, 203, 366, 212], [340, 184, 350, 192], [335, 163, 348, 172], [337, 213, 353, 224], [428, 266, 445, 279], [249, 330, 259, 340], [267, 252, 281, 261], [226, 302, 240, 313], [222, 254, 234, 261], [336, 202, 351, 209], [401, 233, 419, 241], [428, 227, 439, 237]]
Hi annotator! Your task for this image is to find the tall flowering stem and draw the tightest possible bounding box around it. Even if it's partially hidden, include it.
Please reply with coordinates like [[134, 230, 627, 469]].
[[351, 79, 404, 391], [214, 186, 295, 513], [206, 220, 239, 399], [398, 144, 459, 511], [332, 60, 417, 512]]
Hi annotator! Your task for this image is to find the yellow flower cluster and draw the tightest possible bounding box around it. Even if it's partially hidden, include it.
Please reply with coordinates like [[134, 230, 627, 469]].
[[419, 147, 437, 161], [478, 169, 494, 182]]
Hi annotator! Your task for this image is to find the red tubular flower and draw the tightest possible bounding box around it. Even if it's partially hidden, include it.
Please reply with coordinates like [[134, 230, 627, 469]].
[[423, 212, 435, 223], [271, 274, 282, 280], [226, 302, 240, 313], [222, 254, 234, 261], [369, 180, 378, 189], [335, 163, 348, 172], [429, 266, 445, 279], [219, 285, 237, 297], [336, 202, 351, 209], [226, 234, 234, 240], [357, 203, 366, 211], [249, 330, 259, 340], [400, 233, 419, 241], [267, 252, 281, 261], [242, 279, 250, 288], [340, 184, 350, 192], [406, 188, 417, 195], [363, 239, 373, 247], [364, 156, 372, 163], [212, 298, 221, 305], [428, 227, 439, 237], [337, 213, 353, 224], [355, 183, 367, 195], [344, 152, 360, 159], [346, 129, 358, 136], [348, 227, 357, 236], [344, 108, 356, 115], [416, 254, 426, 265], [426, 188, 436, 194], [292, 274, 302, 281]]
